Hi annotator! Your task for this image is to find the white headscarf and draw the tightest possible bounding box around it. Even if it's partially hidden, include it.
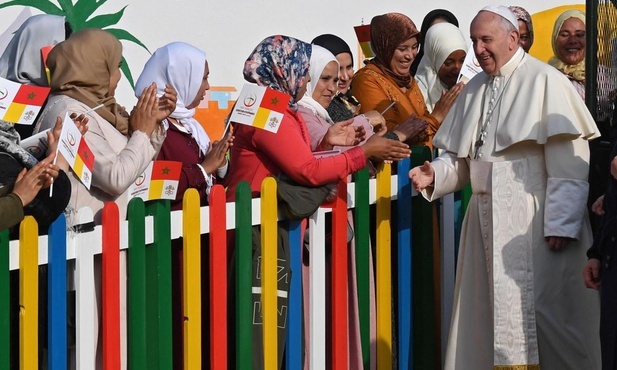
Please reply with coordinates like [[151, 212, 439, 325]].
[[415, 22, 467, 111], [135, 42, 210, 155], [0, 14, 66, 86], [298, 44, 338, 123]]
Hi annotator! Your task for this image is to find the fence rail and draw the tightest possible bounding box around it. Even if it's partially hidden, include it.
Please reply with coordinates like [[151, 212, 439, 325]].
[[0, 154, 457, 369]]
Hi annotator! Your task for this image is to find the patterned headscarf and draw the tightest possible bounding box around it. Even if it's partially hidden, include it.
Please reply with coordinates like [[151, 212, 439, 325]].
[[135, 42, 210, 155], [0, 14, 66, 86], [548, 9, 586, 82], [243, 35, 312, 108], [509, 6, 534, 49], [369, 12, 420, 88], [48, 28, 129, 134]]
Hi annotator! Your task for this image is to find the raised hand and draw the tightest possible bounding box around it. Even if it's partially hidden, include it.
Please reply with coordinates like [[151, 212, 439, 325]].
[[431, 82, 464, 123], [46, 114, 90, 157], [201, 132, 234, 174], [11, 153, 59, 206], [362, 110, 386, 127], [393, 116, 428, 143], [360, 127, 411, 162], [409, 161, 435, 192], [130, 83, 159, 136], [156, 84, 178, 123], [322, 118, 365, 150]]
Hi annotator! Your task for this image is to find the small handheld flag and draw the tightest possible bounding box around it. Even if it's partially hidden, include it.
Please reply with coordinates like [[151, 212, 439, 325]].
[[229, 84, 290, 133], [0, 77, 50, 125], [128, 160, 183, 201]]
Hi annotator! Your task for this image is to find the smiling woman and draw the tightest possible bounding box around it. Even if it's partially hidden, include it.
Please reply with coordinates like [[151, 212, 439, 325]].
[[548, 9, 586, 99], [351, 12, 463, 150]]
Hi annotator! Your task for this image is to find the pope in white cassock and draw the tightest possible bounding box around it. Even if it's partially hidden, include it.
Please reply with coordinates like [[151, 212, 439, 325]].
[[410, 5, 601, 370]]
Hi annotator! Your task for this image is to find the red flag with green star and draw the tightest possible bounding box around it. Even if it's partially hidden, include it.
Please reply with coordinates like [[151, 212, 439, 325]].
[[148, 160, 182, 200], [0, 76, 50, 125]]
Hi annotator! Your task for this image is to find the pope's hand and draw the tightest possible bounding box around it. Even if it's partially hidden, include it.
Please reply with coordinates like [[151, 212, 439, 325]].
[[409, 161, 434, 192]]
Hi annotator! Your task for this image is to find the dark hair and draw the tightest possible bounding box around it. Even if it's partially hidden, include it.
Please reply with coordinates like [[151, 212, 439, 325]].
[[410, 9, 459, 76], [64, 22, 73, 40]]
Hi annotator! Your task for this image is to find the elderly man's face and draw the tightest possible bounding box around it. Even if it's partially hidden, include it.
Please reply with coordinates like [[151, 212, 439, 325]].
[[470, 11, 519, 75]]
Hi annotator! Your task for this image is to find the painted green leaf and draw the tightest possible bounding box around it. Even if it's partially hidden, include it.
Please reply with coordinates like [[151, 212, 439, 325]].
[[55, 0, 74, 17], [73, 0, 107, 22], [0, 0, 62, 15], [105, 28, 149, 53], [120, 56, 135, 90], [83, 6, 125, 29]]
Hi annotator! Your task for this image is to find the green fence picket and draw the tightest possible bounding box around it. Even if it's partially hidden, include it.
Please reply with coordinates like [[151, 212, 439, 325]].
[[145, 200, 173, 369], [235, 182, 253, 369], [128, 198, 147, 369], [353, 168, 370, 369], [410, 146, 436, 369]]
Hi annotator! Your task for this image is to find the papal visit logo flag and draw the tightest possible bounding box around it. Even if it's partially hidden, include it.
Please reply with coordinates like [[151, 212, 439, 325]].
[[229, 84, 290, 133], [56, 113, 94, 189], [128, 160, 182, 201], [0, 76, 50, 125]]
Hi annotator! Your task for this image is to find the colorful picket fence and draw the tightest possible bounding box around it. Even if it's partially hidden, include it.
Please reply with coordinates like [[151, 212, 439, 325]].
[[0, 152, 458, 369]]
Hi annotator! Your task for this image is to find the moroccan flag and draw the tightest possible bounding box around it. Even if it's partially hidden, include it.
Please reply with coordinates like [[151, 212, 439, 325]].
[[0, 77, 50, 125], [148, 161, 183, 200], [56, 112, 95, 189], [354, 24, 374, 58], [229, 84, 290, 133], [73, 138, 95, 189]]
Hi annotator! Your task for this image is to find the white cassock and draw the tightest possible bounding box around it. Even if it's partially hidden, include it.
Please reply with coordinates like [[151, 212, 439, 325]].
[[423, 47, 601, 370]]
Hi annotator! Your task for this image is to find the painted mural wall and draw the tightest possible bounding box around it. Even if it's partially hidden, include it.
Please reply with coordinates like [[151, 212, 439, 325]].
[[0, 0, 585, 139]]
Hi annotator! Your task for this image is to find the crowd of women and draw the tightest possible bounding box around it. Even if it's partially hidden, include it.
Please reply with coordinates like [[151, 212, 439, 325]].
[[0, 3, 611, 369]]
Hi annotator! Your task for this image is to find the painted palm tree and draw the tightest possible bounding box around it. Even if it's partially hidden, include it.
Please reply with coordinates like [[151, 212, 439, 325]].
[[0, 0, 148, 88]]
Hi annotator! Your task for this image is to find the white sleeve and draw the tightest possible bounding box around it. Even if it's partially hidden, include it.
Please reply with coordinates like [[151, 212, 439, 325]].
[[421, 151, 470, 201]]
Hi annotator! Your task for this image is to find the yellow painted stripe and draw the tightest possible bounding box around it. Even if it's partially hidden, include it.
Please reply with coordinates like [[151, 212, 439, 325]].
[[375, 163, 392, 370], [182, 189, 201, 369], [4, 103, 26, 124], [73, 155, 84, 178], [253, 107, 270, 129], [148, 179, 164, 200], [260, 177, 278, 369], [19, 216, 38, 370]]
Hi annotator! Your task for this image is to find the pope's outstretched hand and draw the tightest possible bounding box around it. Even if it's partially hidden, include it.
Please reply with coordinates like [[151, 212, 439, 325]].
[[409, 160, 435, 192]]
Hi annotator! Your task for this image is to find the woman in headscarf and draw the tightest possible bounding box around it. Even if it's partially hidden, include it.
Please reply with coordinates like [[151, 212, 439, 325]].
[[226, 35, 411, 370], [134, 42, 232, 369], [352, 12, 462, 150], [548, 9, 586, 99], [33, 28, 176, 226], [135, 42, 231, 210], [415, 22, 467, 112], [509, 6, 534, 52], [409, 8, 459, 76], [0, 14, 72, 139]]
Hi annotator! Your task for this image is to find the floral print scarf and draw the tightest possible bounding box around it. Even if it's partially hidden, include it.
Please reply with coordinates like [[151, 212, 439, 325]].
[[243, 35, 312, 109]]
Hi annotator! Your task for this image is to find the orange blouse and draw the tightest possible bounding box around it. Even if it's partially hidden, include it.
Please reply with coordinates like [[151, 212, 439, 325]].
[[351, 63, 439, 148]]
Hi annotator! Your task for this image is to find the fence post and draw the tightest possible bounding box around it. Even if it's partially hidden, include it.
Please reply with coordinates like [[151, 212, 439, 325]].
[[353, 168, 371, 369], [0, 229, 9, 369], [286, 216, 302, 370], [209, 185, 227, 369], [127, 198, 147, 369], [19, 216, 38, 370], [102, 203, 121, 369], [396, 158, 413, 370], [145, 200, 173, 369], [260, 177, 278, 369], [309, 209, 327, 369], [48, 215, 67, 370], [332, 180, 349, 369], [375, 163, 392, 370], [235, 182, 253, 369], [182, 188, 202, 370], [411, 146, 435, 369]]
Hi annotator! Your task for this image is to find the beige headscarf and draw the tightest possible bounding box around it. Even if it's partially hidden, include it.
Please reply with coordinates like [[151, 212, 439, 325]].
[[548, 9, 586, 82], [48, 28, 129, 134]]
